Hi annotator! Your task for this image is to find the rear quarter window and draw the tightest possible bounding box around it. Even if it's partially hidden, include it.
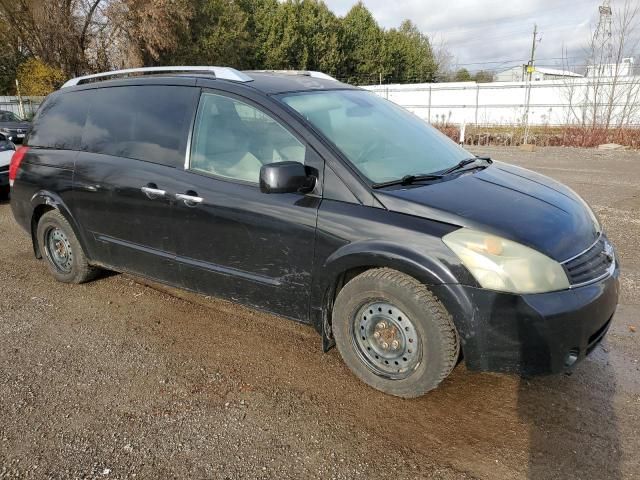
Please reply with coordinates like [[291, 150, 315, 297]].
[[82, 85, 197, 167], [28, 91, 91, 150]]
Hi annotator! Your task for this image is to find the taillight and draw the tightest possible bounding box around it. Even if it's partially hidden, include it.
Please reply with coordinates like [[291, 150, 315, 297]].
[[9, 146, 29, 187]]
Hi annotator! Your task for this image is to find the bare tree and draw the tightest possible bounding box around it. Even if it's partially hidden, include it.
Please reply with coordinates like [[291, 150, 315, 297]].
[[560, 45, 584, 125], [0, 0, 191, 76], [0, 0, 111, 76], [431, 36, 454, 81], [106, 0, 192, 68]]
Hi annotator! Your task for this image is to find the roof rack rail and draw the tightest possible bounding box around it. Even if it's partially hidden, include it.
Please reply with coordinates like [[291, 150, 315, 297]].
[[61, 66, 253, 88], [248, 70, 339, 81]]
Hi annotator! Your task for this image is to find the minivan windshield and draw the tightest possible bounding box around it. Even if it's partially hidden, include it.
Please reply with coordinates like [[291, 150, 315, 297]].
[[279, 90, 472, 184], [0, 111, 22, 122]]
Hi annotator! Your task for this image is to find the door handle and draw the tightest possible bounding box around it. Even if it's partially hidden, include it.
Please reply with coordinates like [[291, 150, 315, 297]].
[[175, 193, 203, 206], [141, 186, 166, 199]]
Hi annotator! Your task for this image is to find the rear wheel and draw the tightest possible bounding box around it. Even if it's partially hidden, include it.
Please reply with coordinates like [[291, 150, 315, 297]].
[[332, 268, 459, 398], [36, 210, 99, 284]]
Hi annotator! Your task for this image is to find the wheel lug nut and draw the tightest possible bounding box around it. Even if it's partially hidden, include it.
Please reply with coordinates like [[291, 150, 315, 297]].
[[373, 331, 380, 339], [391, 340, 399, 349], [381, 342, 389, 350], [377, 322, 386, 330]]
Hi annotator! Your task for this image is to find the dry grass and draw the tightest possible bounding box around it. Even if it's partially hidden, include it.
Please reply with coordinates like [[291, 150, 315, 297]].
[[435, 125, 640, 149]]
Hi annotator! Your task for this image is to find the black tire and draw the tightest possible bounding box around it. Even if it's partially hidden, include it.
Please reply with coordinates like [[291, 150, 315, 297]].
[[36, 210, 99, 284], [0, 185, 9, 201], [332, 268, 459, 398]]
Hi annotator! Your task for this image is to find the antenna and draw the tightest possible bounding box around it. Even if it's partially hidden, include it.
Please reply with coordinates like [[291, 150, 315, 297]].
[[594, 1, 613, 56]]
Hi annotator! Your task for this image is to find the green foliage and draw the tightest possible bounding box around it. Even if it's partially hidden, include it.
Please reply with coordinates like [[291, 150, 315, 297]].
[[255, 0, 342, 72], [161, 0, 253, 68], [339, 2, 385, 82], [454, 68, 473, 82], [164, 0, 439, 84], [384, 20, 437, 83], [473, 70, 495, 83], [0, 0, 442, 88], [0, 50, 24, 95], [450, 68, 494, 83]]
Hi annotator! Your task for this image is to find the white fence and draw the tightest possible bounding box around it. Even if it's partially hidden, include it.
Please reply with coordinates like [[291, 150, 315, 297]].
[[0, 96, 44, 118], [363, 77, 640, 127]]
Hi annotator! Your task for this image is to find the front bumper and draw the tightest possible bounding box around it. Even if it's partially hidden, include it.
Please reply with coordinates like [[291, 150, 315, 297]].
[[432, 264, 620, 375], [2, 132, 25, 144]]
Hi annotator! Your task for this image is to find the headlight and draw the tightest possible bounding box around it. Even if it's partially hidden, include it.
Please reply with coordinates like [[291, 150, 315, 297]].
[[0, 128, 9, 133], [443, 228, 570, 294]]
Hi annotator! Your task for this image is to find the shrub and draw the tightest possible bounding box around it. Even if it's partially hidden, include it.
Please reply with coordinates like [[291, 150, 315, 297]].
[[16, 58, 65, 96]]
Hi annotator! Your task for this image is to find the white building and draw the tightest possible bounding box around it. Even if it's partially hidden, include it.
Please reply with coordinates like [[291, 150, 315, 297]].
[[586, 57, 635, 77], [495, 66, 582, 82], [363, 76, 640, 126]]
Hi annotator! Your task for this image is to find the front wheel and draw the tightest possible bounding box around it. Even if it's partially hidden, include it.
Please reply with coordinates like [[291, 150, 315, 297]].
[[332, 268, 460, 398], [36, 210, 99, 284]]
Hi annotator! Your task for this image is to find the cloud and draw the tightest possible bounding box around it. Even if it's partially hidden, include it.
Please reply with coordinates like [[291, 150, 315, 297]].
[[324, 0, 603, 72]]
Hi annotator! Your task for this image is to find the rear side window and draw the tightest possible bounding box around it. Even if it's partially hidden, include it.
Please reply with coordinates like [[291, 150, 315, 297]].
[[28, 91, 91, 150], [82, 86, 196, 167]]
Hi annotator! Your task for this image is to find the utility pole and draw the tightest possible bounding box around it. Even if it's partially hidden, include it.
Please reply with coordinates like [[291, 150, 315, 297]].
[[527, 24, 538, 82], [523, 24, 539, 147]]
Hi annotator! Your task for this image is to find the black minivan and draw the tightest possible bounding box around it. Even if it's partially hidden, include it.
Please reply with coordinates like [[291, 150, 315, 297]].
[[10, 67, 619, 397]]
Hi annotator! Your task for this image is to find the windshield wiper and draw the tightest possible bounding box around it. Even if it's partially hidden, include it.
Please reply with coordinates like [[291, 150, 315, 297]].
[[440, 156, 492, 176], [371, 156, 493, 189], [372, 173, 443, 189]]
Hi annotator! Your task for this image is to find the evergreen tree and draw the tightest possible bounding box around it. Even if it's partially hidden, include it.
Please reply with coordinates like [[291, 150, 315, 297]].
[[384, 20, 437, 83], [257, 0, 342, 73], [339, 2, 386, 84], [161, 0, 253, 68], [454, 68, 473, 82]]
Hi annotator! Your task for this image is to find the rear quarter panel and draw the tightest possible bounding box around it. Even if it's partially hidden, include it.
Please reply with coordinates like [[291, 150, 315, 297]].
[[10, 148, 77, 235]]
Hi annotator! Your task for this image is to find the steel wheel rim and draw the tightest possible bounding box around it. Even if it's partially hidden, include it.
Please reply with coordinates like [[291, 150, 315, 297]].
[[352, 301, 422, 380], [45, 227, 73, 274]]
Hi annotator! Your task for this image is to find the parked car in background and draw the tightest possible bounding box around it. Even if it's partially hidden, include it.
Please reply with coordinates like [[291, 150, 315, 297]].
[[0, 110, 31, 144], [0, 133, 15, 199], [9, 67, 619, 398]]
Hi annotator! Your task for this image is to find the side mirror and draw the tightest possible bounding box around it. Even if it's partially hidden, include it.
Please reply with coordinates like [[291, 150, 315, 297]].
[[259, 161, 316, 194]]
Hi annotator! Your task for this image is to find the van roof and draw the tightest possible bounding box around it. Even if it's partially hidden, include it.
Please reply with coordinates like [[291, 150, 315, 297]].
[[242, 71, 354, 94], [61, 67, 355, 95]]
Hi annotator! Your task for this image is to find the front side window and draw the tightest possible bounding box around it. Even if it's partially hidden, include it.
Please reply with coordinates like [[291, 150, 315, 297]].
[[280, 90, 471, 184], [0, 111, 22, 122], [190, 93, 306, 183]]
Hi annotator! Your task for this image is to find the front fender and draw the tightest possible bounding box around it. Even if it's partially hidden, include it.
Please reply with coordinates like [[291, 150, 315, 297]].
[[310, 239, 477, 337], [321, 239, 469, 287]]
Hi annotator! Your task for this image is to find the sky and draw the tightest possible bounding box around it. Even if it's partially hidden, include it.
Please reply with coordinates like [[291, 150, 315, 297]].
[[324, 0, 606, 73]]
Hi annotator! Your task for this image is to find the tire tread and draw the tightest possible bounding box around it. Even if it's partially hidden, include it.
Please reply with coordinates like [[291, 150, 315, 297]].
[[37, 210, 99, 284], [333, 267, 459, 397]]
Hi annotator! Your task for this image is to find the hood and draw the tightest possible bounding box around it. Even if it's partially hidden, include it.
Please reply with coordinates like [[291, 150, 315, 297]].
[[0, 121, 31, 131], [374, 161, 600, 262]]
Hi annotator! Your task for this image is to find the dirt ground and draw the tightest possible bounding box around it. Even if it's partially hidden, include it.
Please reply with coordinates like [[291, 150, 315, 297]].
[[0, 146, 639, 479]]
